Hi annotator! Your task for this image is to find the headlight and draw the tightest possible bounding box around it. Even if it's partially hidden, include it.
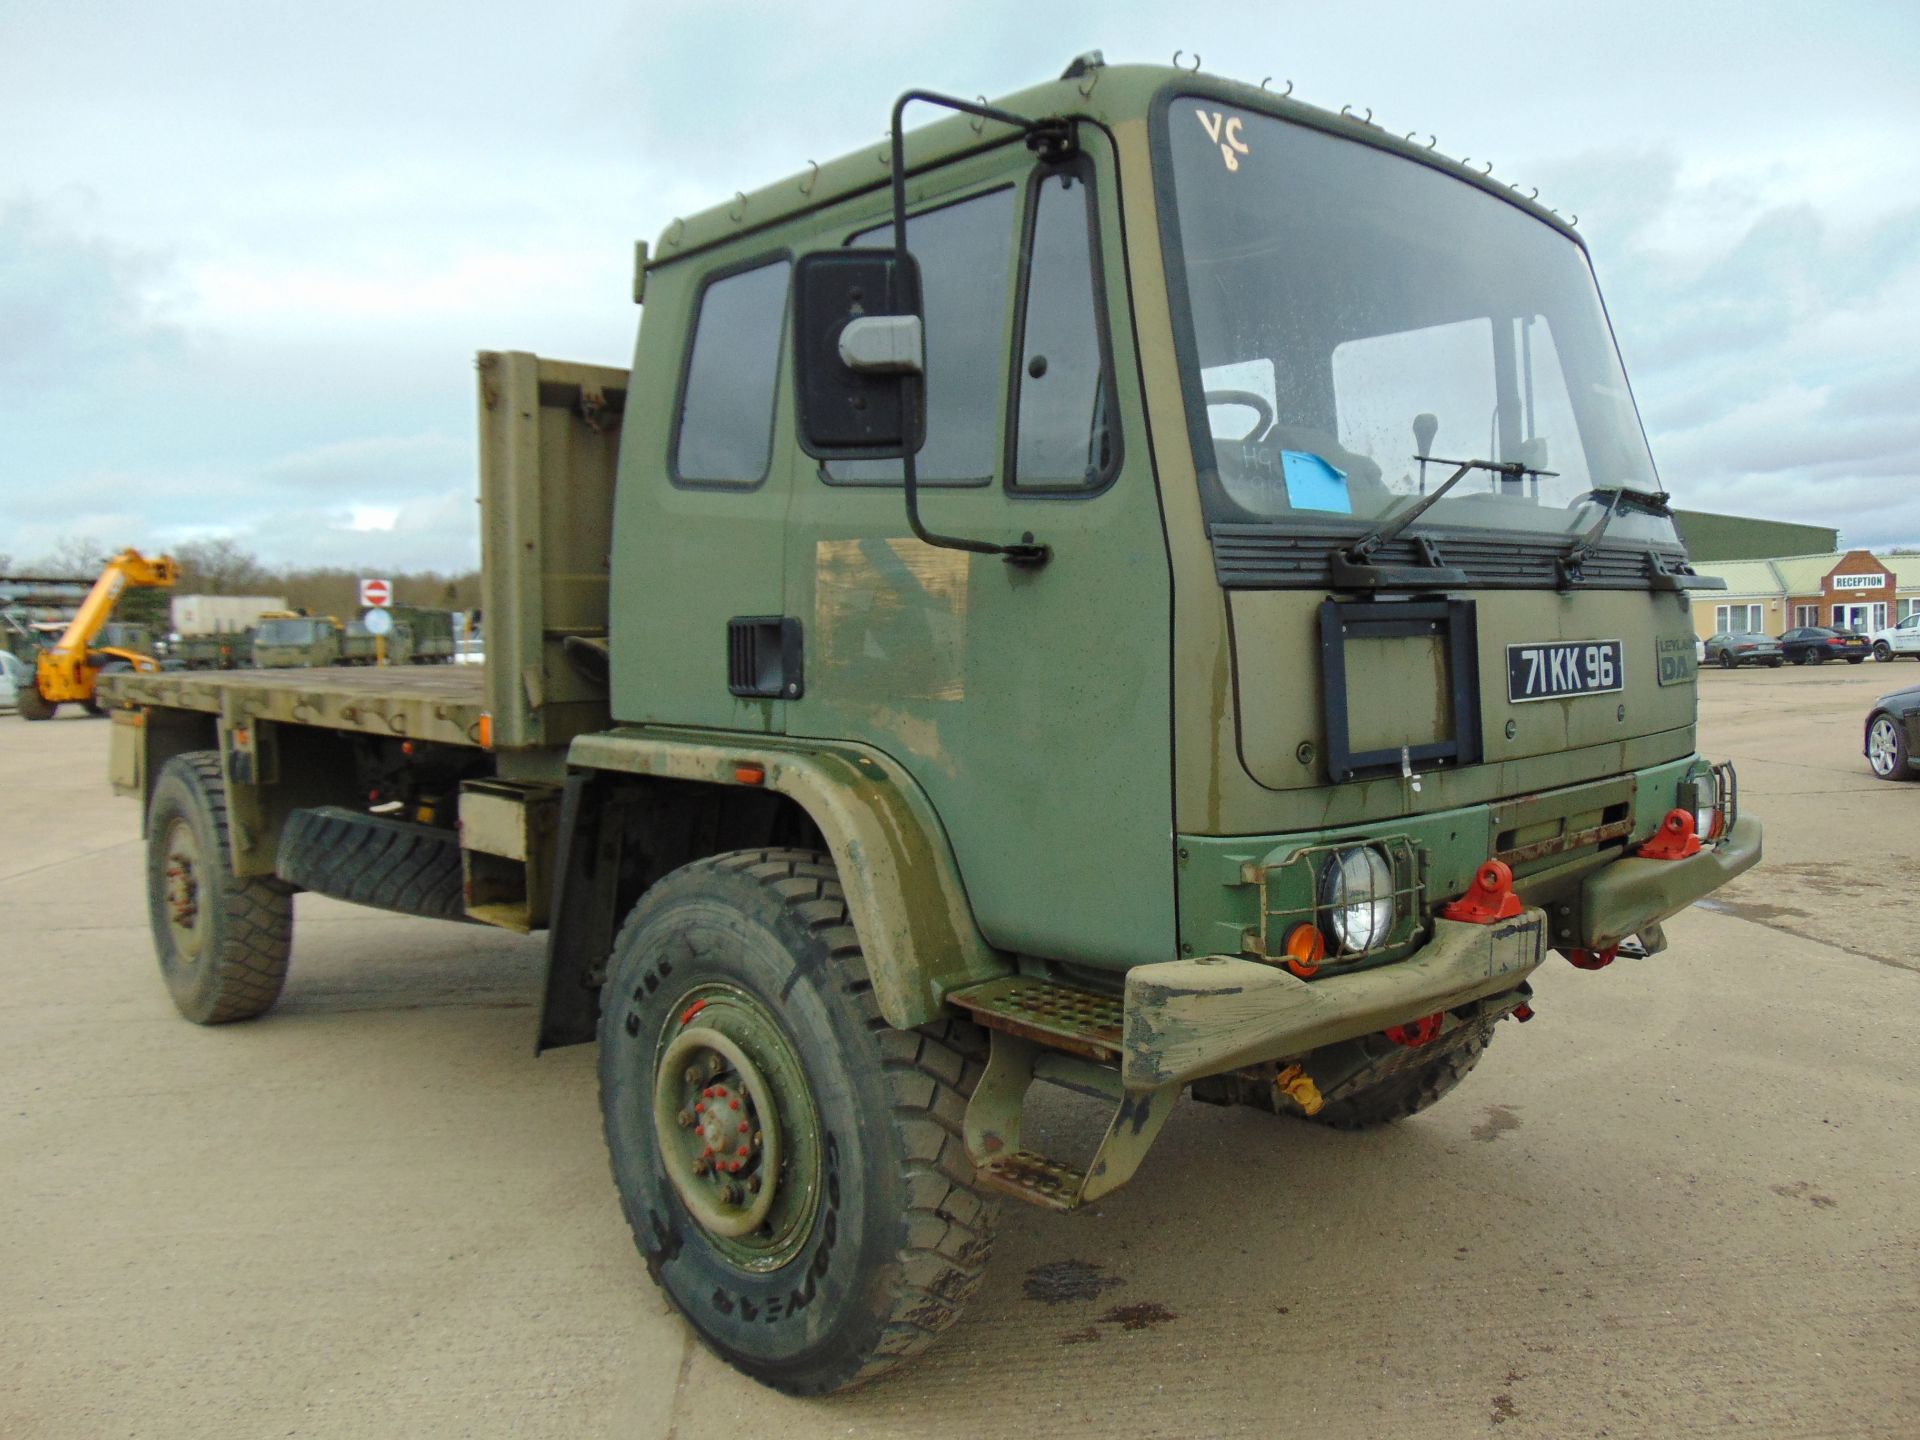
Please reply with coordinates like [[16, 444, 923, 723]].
[[1318, 845, 1397, 955], [1689, 768, 1721, 839]]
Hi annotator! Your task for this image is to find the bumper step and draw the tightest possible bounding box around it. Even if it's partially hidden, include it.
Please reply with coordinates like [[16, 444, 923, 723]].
[[975, 1149, 1087, 1213], [946, 976, 1122, 1062]]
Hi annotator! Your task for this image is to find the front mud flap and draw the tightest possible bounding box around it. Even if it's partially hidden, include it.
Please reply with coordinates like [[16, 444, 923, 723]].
[[961, 1030, 1177, 1212]]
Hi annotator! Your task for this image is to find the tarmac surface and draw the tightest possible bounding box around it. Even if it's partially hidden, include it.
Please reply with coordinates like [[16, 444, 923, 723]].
[[3, 662, 1916, 1438]]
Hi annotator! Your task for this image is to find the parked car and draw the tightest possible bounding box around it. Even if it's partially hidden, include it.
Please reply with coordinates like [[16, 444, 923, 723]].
[[1864, 685, 1920, 781], [1779, 626, 1871, 665], [1703, 631, 1784, 669], [0, 650, 28, 711], [1871, 613, 1920, 663]]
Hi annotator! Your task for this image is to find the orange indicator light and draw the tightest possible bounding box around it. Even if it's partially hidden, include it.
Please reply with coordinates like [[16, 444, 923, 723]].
[[1283, 923, 1326, 978]]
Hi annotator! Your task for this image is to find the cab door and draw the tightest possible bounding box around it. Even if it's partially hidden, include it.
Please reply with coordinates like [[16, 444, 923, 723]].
[[783, 129, 1176, 973], [613, 253, 796, 733]]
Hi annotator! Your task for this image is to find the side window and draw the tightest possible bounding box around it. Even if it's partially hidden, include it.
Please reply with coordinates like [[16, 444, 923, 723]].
[[828, 187, 1016, 485], [1011, 165, 1118, 490], [674, 257, 791, 486]]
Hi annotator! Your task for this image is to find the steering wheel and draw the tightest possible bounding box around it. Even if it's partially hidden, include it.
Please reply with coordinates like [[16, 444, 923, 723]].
[[1204, 389, 1274, 442]]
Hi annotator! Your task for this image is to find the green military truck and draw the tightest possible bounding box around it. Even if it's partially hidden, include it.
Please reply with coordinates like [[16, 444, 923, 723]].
[[250, 614, 342, 668], [392, 605, 458, 663], [102, 57, 1759, 1395], [341, 617, 415, 666]]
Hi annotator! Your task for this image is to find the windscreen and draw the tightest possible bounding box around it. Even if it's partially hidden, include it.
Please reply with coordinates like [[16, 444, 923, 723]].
[[1163, 100, 1674, 545]]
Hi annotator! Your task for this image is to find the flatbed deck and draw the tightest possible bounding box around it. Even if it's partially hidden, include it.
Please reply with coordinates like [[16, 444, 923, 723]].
[[104, 665, 488, 748]]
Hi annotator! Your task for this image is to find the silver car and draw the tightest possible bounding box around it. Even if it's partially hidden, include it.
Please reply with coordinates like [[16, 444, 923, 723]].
[[0, 650, 30, 711], [1703, 631, 1784, 670]]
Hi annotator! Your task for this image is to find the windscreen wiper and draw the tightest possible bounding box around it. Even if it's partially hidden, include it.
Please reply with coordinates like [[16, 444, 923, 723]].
[[1330, 456, 1554, 590], [1557, 485, 1676, 589]]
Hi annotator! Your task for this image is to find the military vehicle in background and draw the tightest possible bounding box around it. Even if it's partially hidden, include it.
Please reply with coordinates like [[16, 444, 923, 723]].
[[103, 57, 1761, 1394], [341, 617, 414, 666], [250, 614, 341, 668], [169, 630, 255, 670], [392, 605, 456, 663]]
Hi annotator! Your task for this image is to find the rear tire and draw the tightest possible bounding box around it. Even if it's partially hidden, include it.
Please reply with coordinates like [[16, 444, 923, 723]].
[[1847, 656, 1865, 665], [146, 752, 293, 1023], [1305, 1022, 1496, 1131], [16, 685, 56, 720], [598, 849, 997, 1395], [1717, 650, 1734, 669]]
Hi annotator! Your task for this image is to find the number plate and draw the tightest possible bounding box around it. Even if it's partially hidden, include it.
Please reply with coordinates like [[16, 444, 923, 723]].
[[1506, 640, 1625, 703]]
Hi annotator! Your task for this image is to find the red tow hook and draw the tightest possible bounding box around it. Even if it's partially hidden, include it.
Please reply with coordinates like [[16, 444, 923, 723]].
[[1636, 808, 1702, 861], [1440, 859, 1524, 924], [1385, 1012, 1444, 1047], [1562, 946, 1618, 971]]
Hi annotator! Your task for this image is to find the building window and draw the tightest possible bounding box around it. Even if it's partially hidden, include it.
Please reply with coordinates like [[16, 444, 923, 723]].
[[1794, 604, 1819, 627], [1715, 603, 1763, 633], [1900, 598, 1920, 622], [673, 258, 792, 486]]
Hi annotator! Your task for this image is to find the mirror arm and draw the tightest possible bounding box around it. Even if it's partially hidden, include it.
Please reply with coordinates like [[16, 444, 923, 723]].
[[889, 89, 1056, 568]]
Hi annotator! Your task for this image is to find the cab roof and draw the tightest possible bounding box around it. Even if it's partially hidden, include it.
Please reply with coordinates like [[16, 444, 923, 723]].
[[648, 61, 1583, 268]]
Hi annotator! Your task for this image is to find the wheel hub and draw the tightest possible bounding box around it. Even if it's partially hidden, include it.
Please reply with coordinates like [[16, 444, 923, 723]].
[[162, 819, 207, 960], [655, 1024, 784, 1240]]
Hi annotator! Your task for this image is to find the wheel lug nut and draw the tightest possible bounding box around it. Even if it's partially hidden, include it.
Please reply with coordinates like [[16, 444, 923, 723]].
[[684, 1067, 700, 1085], [677, 1110, 694, 1129], [719, 1183, 738, 1204], [747, 1176, 761, 1194]]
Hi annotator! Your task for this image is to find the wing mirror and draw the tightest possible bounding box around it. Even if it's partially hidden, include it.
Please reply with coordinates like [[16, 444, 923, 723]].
[[792, 249, 926, 459]]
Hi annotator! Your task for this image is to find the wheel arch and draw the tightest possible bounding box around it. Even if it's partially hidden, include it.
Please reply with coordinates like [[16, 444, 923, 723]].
[[538, 732, 1006, 1050]]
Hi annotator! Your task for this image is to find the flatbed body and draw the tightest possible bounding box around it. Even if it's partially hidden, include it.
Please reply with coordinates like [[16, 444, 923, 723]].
[[107, 665, 488, 749]]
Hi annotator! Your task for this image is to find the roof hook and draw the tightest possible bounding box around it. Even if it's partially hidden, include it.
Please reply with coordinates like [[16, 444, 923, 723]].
[[1173, 49, 1201, 72], [970, 96, 988, 134], [727, 191, 747, 222], [1261, 77, 1293, 96], [799, 160, 819, 196], [1340, 104, 1372, 124], [1408, 131, 1436, 148], [1480, 160, 1494, 175]]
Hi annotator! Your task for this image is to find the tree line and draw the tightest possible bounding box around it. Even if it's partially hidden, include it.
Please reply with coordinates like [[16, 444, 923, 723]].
[[4, 537, 481, 623]]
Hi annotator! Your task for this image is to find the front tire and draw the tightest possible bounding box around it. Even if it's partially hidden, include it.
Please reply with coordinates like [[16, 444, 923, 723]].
[[1716, 650, 1735, 669], [1868, 714, 1914, 781], [598, 849, 996, 1395], [1875, 642, 1893, 662], [145, 752, 294, 1022], [17, 684, 56, 720]]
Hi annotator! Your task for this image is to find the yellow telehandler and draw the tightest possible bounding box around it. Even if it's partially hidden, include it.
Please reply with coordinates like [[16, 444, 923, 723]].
[[17, 549, 178, 721]]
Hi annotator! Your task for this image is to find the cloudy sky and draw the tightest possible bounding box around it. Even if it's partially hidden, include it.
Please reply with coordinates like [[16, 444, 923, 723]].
[[3, 0, 1916, 571]]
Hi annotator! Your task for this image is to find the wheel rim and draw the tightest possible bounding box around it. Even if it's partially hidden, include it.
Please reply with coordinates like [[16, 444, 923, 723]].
[[162, 816, 208, 960], [1718, 652, 1734, 668], [651, 983, 821, 1271], [1876, 644, 1891, 661], [1869, 717, 1901, 777]]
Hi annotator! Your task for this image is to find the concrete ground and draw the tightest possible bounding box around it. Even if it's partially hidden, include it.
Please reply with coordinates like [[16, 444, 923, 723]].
[[3, 663, 1916, 1439]]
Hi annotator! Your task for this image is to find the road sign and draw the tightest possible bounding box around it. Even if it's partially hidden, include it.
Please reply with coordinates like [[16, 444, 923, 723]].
[[361, 607, 394, 637], [359, 577, 392, 608]]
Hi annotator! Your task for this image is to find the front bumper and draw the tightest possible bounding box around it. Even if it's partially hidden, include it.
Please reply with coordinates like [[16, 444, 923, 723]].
[[1122, 816, 1760, 1090], [1122, 908, 1548, 1089], [1580, 814, 1761, 948]]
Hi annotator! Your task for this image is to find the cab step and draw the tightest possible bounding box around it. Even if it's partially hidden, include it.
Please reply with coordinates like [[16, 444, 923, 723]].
[[946, 975, 1122, 1062], [948, 976, 1170, 1213], [975, 1149, 1087, 1213]]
